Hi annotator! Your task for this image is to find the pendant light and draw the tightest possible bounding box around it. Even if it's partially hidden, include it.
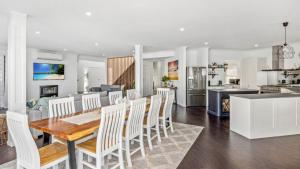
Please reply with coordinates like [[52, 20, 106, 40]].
[[279, 22, 295, 59]]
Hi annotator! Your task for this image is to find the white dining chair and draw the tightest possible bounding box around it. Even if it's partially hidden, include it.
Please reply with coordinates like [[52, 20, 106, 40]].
[[143, 95, 162, 150], [82, 93, 101, 111], [126, 89, 136, 100], [159, 93, 175, 138], [123, 98, 147, 167], [49, 97, 75, 118], [109, 91, 123, 105], [7, 111, 69, 169], [77, 103, 126, 169], [157, 88, 170, 101]]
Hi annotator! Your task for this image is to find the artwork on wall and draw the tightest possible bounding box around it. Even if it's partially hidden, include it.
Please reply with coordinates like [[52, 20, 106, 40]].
[[33, 63, 65, 80], [168, 60, 179, 80]]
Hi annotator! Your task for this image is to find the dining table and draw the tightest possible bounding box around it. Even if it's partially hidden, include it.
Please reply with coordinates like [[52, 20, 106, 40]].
[[29, 97, 152, 169]]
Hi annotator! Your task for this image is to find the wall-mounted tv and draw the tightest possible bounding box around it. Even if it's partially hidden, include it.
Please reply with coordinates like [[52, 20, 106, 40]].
[[33, 63, 65, 80]]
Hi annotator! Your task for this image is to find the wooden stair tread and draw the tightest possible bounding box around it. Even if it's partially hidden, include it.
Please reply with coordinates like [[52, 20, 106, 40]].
[[39, 142, 68, 166], [77, 138, 97, 153]]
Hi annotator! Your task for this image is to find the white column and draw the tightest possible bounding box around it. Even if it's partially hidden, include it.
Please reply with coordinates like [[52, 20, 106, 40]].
[[134, 45, 143, 97], [7, 11, 27, 146]]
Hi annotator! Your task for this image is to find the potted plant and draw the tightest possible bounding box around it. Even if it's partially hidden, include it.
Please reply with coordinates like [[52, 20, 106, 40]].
[[161, 76, 170, 87]]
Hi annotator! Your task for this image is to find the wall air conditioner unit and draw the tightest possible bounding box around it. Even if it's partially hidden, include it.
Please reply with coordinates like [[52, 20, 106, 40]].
[[36, 50, 64, 61]]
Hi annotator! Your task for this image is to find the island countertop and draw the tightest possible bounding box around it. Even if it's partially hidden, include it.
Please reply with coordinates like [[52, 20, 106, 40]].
[[231, 93, 300, 99], [208, 88, 259, 93]]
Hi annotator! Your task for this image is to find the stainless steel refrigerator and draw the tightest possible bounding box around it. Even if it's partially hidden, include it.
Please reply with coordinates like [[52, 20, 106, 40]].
[[186, 67, 206, 107]]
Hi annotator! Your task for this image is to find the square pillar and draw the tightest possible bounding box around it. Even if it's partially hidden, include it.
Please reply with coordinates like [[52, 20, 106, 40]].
[[134, 45, 143, 96], [7, 11, 27, 146]]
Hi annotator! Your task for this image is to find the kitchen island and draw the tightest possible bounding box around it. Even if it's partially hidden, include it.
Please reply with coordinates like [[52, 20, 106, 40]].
[[208, 89, 259, 117], [230, 93, 300, 139]]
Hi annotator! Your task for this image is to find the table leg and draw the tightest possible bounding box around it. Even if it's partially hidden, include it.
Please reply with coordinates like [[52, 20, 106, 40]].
[[67, 140, 77, 169], [43, 132, 52, 145]]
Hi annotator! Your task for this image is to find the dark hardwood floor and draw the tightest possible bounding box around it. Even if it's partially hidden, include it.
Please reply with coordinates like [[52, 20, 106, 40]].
[[1, 105, 300, 169], [175, 106, 300, 169]]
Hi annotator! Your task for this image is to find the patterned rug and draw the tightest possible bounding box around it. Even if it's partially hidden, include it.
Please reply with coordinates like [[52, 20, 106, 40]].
[[0, 122, 203, 169]]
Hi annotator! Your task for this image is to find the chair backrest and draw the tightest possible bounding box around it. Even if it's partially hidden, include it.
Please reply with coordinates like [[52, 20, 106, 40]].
[[126, 89, 136, 100], [157, 88, 170, 101], [126, 98, 147, 139], [147, 95, 162, 127], [162, 93, 175, 119], [96, 103, 126, 155], [49, 97, 75, 118], [7, 111, 40, 169], [109, 91, 123, 105], [82, 93, 101, 111]]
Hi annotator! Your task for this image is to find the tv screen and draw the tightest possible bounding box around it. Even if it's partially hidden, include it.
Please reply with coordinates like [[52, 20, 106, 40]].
[[33, 63, 65, 80]]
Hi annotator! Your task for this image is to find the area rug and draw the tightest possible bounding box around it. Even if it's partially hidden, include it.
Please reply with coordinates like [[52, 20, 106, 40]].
[[0, 122, 203, 169]]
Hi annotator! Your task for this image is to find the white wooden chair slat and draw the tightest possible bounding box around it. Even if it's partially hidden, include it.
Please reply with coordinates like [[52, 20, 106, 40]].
[[7, 111, 69, 169], [82, 94, 101, 111], [123, 98, 147, 167], [109, 91, 123, 105], [160, 93, 175, 138], [157, 88, 171, 101], [144, 95, 162, 150], [126, 89, 136, 100], [49, 97, 75, 118], [78, 103, 126, 169]]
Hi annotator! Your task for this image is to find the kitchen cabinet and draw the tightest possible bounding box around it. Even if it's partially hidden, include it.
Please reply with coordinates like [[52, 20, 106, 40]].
[[231, 94, 300, 139]]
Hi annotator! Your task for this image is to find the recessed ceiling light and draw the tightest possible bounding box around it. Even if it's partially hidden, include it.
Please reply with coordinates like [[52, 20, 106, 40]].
[[95, 42, 99, 46], [35, 31, 40, 35], [254, 44, 259, 48], [179, 27, 185, 32], [204, 42, 209, 45], [63, 49, 68, 51], [102, 54, 105, 57], [85, 11, 92, 16]]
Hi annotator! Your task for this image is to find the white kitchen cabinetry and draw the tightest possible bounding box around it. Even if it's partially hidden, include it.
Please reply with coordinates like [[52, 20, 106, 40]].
[[231, 95, 300, 139], [241, 58, 258, 89]]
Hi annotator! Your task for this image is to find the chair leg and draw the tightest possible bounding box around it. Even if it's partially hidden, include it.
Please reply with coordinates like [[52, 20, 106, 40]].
[[66, 158, 70, 169], [140, 133, 145, 157], [96, 156, 102, 169], [78, 151, 83, 169], [169, 118, 174, 133], [118, 144, 125, 169], [162, 119, 168, 138], [147, 127, 153, 150], [125, 140, 132, 167], [156, 122, 161, 143]]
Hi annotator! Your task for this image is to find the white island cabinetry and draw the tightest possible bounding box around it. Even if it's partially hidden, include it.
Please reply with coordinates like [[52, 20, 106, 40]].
[[230, 94, 300, 139]]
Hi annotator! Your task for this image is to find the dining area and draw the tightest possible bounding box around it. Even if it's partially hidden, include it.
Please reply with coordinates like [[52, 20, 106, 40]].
[[7, 88, 176, 169]]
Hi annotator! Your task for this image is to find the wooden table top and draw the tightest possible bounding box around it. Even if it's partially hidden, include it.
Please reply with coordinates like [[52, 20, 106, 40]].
[[30, 98, 151, 141]]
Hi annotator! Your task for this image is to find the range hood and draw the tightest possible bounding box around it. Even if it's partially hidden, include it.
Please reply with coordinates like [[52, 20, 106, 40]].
[[261, 45, 299, 71]]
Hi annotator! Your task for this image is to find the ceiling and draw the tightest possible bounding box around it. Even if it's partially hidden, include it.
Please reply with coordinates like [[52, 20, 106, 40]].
[[0, 0, 300, 57]]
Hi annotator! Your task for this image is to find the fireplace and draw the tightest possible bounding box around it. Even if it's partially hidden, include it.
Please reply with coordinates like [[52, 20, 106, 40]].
[[40, 85, 58, 98]]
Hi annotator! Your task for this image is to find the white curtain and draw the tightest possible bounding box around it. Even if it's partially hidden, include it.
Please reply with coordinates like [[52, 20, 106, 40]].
[[0, 54, 5, 108]]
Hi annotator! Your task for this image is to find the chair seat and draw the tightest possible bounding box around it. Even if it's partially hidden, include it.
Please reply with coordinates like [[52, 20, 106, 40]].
[[39, 142, 68, 167], [77, 138, 97, 153]]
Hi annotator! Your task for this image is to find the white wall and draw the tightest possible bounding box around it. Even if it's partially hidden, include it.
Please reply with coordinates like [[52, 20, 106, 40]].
[[186, 47, 209, 67], [241, 42, 300, 86], [26, 48, 78, 100], [0, 47, 7, 108], [143, 50, 175, 59], [209, 49, 244, 85], [77, 58, 106, 92], [163, 47, 187, 107]]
